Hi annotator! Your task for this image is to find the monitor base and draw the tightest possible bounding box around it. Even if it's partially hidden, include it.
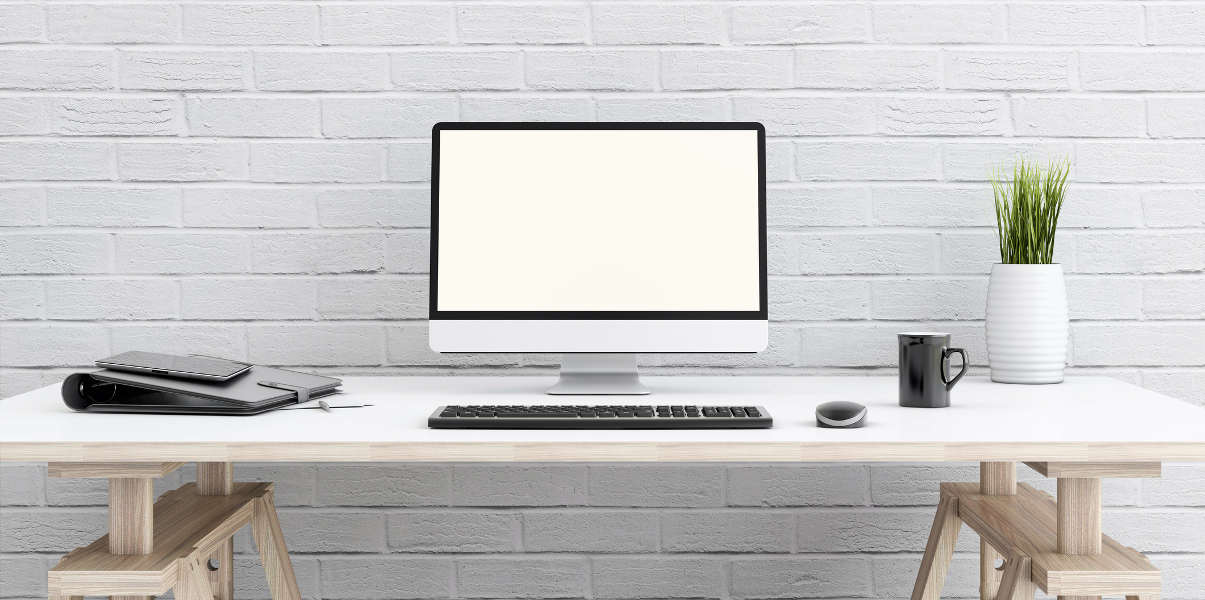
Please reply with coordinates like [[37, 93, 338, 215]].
[[546, 354, 650, 395]]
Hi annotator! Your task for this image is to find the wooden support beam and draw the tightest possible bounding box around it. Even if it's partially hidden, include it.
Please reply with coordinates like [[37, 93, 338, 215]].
[[997, 554, 1036, 600], [251, 490, 301, 600], [49, 463, 183, 479], [1057, 477, 1103, 600], [980, 462, 1016, 600], [108, 477, 154, 600], [911, 493, 961, 600], [1025, 462, 1161, 479], [198, 463, 235, 600]]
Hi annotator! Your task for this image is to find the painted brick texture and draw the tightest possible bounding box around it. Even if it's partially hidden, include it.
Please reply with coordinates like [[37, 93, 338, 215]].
[[1, 2, 1204, 599]]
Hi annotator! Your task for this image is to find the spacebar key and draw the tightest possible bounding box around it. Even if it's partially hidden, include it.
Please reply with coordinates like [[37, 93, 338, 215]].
[[495, 413, 577, 418]]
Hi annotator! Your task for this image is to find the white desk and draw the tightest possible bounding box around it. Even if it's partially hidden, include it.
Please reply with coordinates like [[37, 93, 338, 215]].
[[2, 375, 1204, 462], [3, 375, 1204, 600]]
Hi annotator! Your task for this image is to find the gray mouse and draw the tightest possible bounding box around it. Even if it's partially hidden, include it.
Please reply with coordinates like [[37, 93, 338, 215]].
[[816, 401, 867, 428]]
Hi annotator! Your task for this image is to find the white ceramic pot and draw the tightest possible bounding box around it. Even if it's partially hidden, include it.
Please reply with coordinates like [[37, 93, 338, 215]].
[[985, 263, 1069, 384]]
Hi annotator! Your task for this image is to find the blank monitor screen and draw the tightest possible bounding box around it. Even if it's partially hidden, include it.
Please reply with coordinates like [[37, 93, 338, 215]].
[[433, 125, 764, 315]]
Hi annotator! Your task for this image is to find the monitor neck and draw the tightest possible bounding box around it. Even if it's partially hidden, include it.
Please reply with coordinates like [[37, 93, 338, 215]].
[[546, 354, 650, 396]]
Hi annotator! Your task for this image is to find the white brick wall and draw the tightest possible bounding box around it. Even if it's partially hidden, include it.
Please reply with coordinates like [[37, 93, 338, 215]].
[[1, 2, 1204, 599]]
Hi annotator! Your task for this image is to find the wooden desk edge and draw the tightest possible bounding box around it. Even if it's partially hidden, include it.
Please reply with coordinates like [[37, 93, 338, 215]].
[[4, 441, 1205, 462]]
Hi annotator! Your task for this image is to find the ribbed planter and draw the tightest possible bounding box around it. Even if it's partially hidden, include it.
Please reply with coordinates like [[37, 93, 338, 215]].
[[985, 263, 1069, 384]]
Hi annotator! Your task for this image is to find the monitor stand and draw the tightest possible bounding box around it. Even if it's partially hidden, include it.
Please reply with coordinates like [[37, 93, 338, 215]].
[[546, 354, 651, 395]]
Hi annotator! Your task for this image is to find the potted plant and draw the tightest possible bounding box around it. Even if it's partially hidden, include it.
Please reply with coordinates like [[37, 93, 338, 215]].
[[985, 158, 1070, 384]]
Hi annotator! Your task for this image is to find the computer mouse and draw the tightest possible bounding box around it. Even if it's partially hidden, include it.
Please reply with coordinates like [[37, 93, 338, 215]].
[[816, 401, 867, 428]]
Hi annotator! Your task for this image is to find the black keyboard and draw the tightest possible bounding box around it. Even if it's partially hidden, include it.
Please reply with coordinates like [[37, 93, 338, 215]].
[[428, 405, 772, 429]]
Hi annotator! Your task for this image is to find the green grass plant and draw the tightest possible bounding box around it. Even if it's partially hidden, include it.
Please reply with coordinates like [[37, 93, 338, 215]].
[[991, 158, 1070, 264]]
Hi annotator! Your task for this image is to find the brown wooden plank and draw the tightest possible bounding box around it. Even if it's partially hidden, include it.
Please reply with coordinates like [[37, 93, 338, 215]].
[[980, 462, 1016, 600], [910, 493, 961, 600], [197, 463, 234, 600], [251, 491, 301, 600], [109, 479, 153, 555], [49, 463, 183, 479], [1025, 462, 1161, 479]]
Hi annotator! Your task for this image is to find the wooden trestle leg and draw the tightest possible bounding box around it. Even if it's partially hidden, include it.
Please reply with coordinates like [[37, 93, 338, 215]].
[[1057, 477, 1103, 600], [251, 489, 302, 600], [198, 463, 236, 600], [980, 462, 1019, 600], [910, 493, 961, 600]]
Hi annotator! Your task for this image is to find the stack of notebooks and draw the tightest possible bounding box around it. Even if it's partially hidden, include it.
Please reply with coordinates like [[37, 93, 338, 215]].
[[63, 362, 341, 416]]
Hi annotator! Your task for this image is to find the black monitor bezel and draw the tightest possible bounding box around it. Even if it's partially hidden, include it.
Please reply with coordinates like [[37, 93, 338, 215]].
[[429, 122, 768, 321]]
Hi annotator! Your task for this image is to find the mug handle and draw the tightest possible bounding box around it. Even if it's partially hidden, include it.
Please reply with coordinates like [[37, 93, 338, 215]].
[[942, 347, 968, 391]]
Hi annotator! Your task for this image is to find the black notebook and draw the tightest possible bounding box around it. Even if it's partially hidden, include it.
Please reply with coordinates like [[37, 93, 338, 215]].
[[62, 365, 342, 415]]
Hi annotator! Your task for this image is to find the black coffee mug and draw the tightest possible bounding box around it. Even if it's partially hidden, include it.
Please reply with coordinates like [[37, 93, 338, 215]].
[[898, 333, 968, 408]]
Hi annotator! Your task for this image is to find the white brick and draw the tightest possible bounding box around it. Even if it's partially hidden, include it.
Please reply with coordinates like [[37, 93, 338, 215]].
[[111, 323, 246, 359], [595, 96, 727, 122], [250, 232, 384, 273], [1077, 142, 1205, 183], [871, 185, 994, 227], [873, 3, 1003, 44], [796, 141, 940, 181], [528, 50, 658, 91], [662, 49, 793, 91], [795, 49, 939, 90], [878, 96, 1007, 136], [1008, 4, 1142, 45], [1012, 96, 1145, 138], [321, 4, 452, 45], [594, 557, 723, 599], [766, 139, 794, 182], [767, 185, 869, 228], [1143, 189, 1205, 227], [389, 511, 517, 552], [183, 4, 316, 45], [0, 97, 48, 135], [0, 324, 108, 366], [386, 143, 430, 182], [457, 4, 586, 44], [385, 230, 429, 273], [247, 323, 384, 366], [873, 556, 979, 599], [1081, 51, 1205, 91], [0, 141, 113, 181], [47, 4, 178, 43], [1066, 276, 1143, 320], [45, 279, 178, 320], [250, 143, 383, 183], [662, 511, 794, 552], [801, 322, 987, 367], [1074, 323, 1205, 366], [461, 95, 592, 121], [182, 278, 315, 319], [51, 96, 181, 136], [316, 188, 428, 228], [1147, 5, 1205, 45], [946, 51, 1073, 91], [0, 186, 44, 226], [182, 187, 317, 228], [114, 233, 248, 274], [592, 4, 722, 45], [590, 465, 723, 507], [0, 233, 109, 274], [1143, 278, 1205, 319], [1143, 369, 1205, 407], [0, 279, 43, 319], [730, 4, 866, 44], [321, 557, 452, 599], [315, 464, 449, 506], [1149, 97, 1205, 139], [391, 51, 520, 91], [256, 51, 389, 91], [0, 5, 44, 42], [789, 232, 936, 275], [769, 278, 869, 321], [46, 186, 179, 226], [120, 51, 249, 91], [871, 277, 987, 320], [119, 142, 247, 182], [317, 277, 425, 319], [1059, 187, 1143, 228], [322, 97, 456, 138], [727, 465, 869, 506], [731, 557, 871, 599], [734, 96, 875, 136], [942, 141, 1074, 182], [459, 557, 587, 599], [654, 324, 800, 368], [385, 323, 519, 366], [188, 97, 319, 138], [1076, 232, 1204, 274], [0, 49, 111, 90]]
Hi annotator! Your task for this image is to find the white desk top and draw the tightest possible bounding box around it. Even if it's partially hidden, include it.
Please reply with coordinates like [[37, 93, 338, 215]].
[[2, 375, 1203, 463]]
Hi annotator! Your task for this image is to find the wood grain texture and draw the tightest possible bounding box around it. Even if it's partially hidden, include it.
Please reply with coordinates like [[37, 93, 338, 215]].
[[1057, 478, 1103, 555], [197, 463, 234, 600], [48, 463, 183, 479], [108, 479, 153, 555], [946, 482, 1159, 596], [1026, 462, 1161, 479], [910, 493, 961, 600], [251, 490, 301, 600], [173, 559, 214, 600], [980, 462, 1016, 600], [49, 482, 270, 596], [996, 554, 1036, 600]]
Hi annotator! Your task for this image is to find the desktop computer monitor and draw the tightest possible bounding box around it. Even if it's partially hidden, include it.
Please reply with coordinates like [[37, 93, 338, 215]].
[[429, 123, 767, 394]]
